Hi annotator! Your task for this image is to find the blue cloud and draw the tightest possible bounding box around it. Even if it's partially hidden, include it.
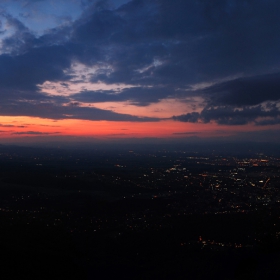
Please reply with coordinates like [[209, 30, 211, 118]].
[[0, 0, 280, 124]]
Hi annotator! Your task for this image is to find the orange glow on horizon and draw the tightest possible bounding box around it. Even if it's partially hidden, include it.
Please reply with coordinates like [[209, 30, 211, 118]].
[[0, 116, 279, 140]]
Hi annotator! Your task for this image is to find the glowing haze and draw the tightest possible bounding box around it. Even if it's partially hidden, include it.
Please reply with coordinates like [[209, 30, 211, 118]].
[[0, 0, 280, 144]]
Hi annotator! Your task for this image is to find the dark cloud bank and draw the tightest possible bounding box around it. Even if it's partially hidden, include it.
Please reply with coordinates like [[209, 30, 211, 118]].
[[0, 0, 279, 126]]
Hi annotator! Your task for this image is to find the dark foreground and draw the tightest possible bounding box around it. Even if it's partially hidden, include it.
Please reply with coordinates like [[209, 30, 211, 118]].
[[0, 145, 280, 279]]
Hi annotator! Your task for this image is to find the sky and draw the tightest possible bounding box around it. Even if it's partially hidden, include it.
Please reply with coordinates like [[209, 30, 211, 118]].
[[0, 0, 280, 144]]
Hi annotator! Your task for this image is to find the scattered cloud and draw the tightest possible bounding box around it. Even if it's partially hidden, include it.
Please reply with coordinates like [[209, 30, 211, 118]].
[[0, 0, 280, 130], [12, 131, 61, 135], [173, 131, 201, 135], [0, 123, 26, 127], [173, 105, 280, 126]]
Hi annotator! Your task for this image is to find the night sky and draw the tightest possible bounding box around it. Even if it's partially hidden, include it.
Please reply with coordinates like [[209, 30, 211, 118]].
[[0, 0, 280, 143]]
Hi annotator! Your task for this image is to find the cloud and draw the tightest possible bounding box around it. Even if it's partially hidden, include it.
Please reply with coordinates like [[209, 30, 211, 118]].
[[70, 0, 280, 86], [0, 101, 159, 121], [173, 71, 280, 125], [0, 12, 37, 55], [71, 86, 178, 106], [201, 105, 280, 125], [0, 45, 72, 91], [255, 118, 280, 126], [173, 105, 280, 126], [172, 112, 200, 123], [0, 0, 280, 124], [202, 72, 280, 107], [0, 123, 26, 128], [173, 131, 200, 135], [12, 131, 60, 135]]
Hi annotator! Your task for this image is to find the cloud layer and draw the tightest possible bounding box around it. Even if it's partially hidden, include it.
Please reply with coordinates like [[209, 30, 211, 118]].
[[0, 0, 279, 126]]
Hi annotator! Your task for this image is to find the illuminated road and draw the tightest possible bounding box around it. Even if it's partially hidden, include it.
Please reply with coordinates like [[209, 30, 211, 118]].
[[263, 178, 270, 189]]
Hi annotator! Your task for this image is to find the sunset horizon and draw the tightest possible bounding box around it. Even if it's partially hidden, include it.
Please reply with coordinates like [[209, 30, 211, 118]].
[[0, 0, 280, 144]]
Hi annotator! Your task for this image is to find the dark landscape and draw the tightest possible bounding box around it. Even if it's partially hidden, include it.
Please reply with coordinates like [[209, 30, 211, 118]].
[[0, 143, 280, 279]]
